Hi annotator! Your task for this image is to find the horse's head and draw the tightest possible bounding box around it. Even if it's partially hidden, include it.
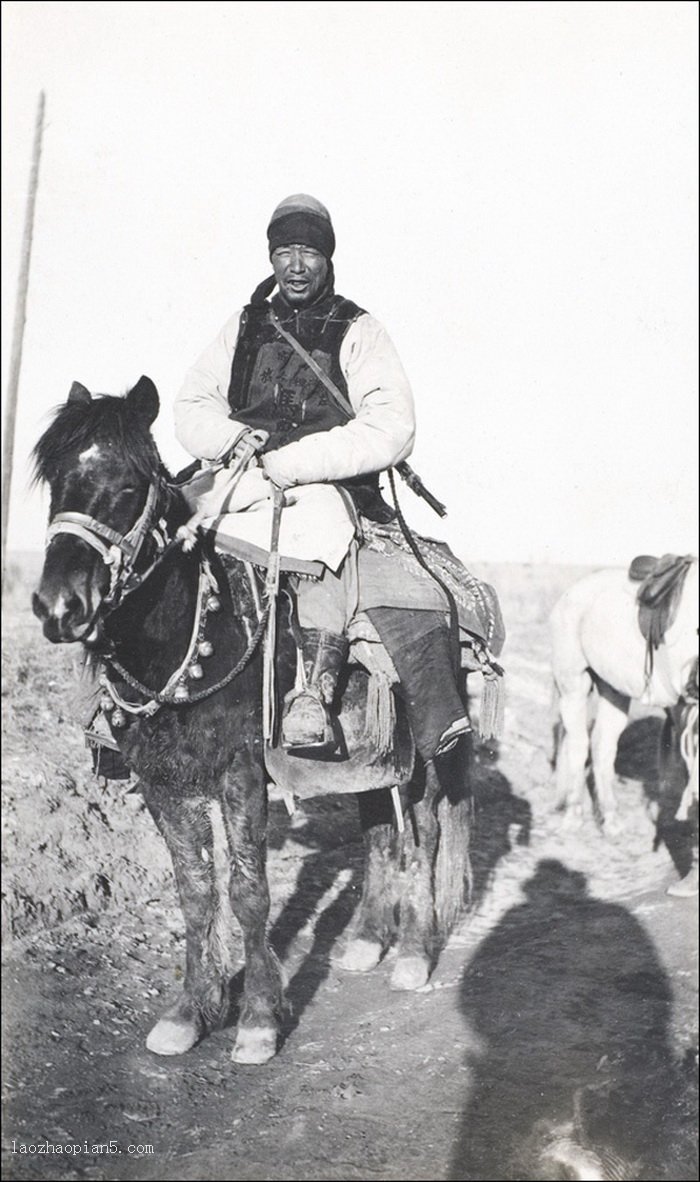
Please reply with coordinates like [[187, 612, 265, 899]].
[[32, 375, 162, 643]]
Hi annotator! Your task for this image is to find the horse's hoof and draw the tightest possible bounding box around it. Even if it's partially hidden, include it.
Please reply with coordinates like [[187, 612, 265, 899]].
[[559, 805, 585, 831], [231, 1026, 278, 1065], [601, 814, 623, 839], [666, 865, 699, 898], [539, 1134, 607, 1181], [390, 955, 431, 991], [333, 938, 383, 973], [146, 1011, 202, 1056]]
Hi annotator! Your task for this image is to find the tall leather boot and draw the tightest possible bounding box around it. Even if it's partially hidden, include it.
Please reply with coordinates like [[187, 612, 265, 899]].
[[367, 607, 470, 762], [282, 628, 349, 750]]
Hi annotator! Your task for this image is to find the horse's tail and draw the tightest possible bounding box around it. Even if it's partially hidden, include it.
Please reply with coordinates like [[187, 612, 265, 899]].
[[550, 677, 564, 772], [433, 746, 473, 939], [676, 700, 699, 821]]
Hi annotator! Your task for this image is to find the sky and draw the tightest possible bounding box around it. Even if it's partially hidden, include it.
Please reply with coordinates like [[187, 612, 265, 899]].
[[2, 0, 698, 566]]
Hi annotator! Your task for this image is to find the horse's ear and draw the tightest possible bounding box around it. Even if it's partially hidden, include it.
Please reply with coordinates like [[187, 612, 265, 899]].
[[68, 381, 92, 405], [126, 375, 159, 426]]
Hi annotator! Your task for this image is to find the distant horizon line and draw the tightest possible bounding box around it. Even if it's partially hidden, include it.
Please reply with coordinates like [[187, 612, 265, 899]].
[[3, 547, 621, 572]]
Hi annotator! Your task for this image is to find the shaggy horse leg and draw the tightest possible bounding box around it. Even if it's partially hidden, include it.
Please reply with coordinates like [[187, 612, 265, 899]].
[[144, 794, 228, 1056], [555, 671, 593, 824], [335, 788, 399, 972], [432, 739, 472, 939], [591, 683, 630, 834], [391, 763, 441, 991], [659, 708, 679, 792], [221, 764, 283, 1065]]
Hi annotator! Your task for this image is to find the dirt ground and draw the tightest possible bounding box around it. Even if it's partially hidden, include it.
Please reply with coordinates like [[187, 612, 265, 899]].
[[2, 557, 698, 1181]]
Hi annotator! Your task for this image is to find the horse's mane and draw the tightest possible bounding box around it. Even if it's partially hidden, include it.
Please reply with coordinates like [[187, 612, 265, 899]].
[[32, 394, 163, 486]]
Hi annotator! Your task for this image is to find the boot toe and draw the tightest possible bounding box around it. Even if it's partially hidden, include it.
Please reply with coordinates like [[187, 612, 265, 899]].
[[282, 692, 332, 749]]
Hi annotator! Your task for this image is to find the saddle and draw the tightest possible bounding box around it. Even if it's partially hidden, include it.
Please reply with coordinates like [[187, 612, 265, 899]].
[[628, 553, 695, 653]]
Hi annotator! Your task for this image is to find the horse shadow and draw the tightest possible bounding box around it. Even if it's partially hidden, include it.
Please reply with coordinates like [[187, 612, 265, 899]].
[[614, 715, 696, 878], [468, 740, 533, 910], [223, 741, 532, 1046], [448, 858, 693, 1181], [224, 795, 364, 1042], [270, 796, 367, 1042]]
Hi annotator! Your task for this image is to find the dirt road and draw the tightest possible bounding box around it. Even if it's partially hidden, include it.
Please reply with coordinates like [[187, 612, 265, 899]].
[[2, 561, 697, 1180]]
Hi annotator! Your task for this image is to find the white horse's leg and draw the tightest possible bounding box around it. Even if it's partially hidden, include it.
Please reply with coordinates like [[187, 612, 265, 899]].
[[555, 672, 593, 824], [591, 683, 630, 836]]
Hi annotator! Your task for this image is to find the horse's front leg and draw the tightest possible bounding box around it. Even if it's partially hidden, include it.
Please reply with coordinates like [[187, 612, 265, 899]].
[[143, 791, 229, 1055], [334, 788, 399, 972], [221, 754, 283, 1065]]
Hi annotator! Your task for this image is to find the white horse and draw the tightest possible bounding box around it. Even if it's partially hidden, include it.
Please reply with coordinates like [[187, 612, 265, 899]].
[[550, 559, 698, 857]]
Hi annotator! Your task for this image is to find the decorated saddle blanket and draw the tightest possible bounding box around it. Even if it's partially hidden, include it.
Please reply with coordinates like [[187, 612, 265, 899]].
[[357, 520, 505, 657], [178, 463, 505, 657]]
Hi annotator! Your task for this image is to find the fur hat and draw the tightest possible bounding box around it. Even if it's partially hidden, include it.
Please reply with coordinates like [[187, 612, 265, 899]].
[[267, 194, 335, 258]]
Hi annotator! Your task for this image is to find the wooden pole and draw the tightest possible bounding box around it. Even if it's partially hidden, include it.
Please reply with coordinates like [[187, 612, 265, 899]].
[[2, 91, 45, 589]]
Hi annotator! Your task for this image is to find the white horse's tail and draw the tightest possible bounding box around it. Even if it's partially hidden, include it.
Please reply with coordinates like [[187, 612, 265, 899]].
[[550, 677, 564, 771], [676, 700, 699, 821]]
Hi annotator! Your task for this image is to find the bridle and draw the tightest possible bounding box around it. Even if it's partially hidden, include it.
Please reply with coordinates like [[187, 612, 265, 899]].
[[45, 477, 167, 607], [44, 467, 285, 718]]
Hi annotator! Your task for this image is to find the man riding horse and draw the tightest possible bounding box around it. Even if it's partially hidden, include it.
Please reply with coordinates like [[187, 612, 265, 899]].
[[174, 194, 478, 760]]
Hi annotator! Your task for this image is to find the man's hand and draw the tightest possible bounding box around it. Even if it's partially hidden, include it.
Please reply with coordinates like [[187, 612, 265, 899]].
[[261, 449, 296, 490], [225, 428, 269, 469]]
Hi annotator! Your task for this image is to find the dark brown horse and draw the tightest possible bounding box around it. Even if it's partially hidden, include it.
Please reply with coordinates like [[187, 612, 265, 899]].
[[31, 376, 472, 1064]]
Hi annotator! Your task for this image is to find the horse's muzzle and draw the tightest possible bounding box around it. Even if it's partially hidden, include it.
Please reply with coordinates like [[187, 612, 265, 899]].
[[32, 586, 96, 643]]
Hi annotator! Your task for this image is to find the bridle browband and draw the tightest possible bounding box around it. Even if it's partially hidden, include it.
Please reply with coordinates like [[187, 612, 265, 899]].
[[45, 478, 165, 605]]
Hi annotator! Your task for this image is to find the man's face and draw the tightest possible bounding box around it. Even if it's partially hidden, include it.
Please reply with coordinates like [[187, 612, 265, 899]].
[[271, 244, 329, 306]]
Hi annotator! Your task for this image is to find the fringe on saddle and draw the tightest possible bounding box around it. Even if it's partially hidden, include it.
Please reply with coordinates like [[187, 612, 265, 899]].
[[348, 612, 504, 756], [365, 671, 397, 758]]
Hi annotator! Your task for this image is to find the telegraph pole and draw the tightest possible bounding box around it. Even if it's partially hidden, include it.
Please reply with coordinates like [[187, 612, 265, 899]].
[[2, 91, 45, 589]]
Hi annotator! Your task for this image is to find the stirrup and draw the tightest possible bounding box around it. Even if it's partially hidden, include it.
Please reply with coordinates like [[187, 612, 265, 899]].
[[281, 687, 334, 750]]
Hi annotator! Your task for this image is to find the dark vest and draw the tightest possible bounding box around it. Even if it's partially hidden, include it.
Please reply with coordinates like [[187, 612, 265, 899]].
[[227, 292, 395, 523]]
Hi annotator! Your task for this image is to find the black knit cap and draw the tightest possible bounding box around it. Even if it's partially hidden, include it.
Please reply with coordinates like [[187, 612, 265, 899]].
[[267, 193, 336, 259]]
